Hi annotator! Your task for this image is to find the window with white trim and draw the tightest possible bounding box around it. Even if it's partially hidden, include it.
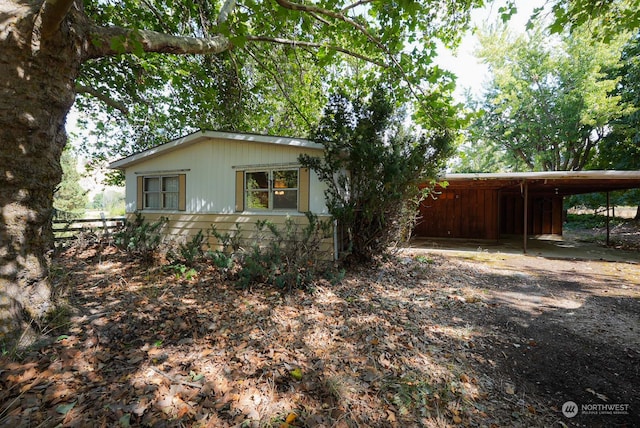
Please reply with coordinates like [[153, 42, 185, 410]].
[[144, 175, 179, 210], [245, 169, 298, 210]]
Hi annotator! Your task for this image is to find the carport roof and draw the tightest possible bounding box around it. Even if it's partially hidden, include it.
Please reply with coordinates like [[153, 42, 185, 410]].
[[440, 170, 640, 196]]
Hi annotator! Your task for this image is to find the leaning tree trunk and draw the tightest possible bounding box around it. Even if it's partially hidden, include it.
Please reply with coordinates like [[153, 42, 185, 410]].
[[0, 1, 82, 345]]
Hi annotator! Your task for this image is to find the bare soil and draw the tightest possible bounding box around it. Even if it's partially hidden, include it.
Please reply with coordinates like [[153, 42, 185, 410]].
[[0, 240, 638, 427]]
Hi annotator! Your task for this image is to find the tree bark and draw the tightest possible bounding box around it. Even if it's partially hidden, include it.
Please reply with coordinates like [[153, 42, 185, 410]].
[[1, 0, 236, 346], [1, 0, 84, 344]]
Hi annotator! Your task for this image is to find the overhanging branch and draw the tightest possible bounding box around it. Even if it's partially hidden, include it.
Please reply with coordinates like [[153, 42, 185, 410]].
[[246, 36, 387, 67], [274, 0, 437, 125], [75, 84, 129, 115], [87, 26, 232, 58]]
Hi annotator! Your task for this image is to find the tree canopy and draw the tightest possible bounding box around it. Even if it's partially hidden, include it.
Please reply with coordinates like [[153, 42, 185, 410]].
[[460, 22, 629, 172], [75, 0, 481, 168]]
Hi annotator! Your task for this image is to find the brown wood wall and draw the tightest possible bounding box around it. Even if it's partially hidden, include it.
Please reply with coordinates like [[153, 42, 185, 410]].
[[415, 188, 564, 239], [415, 188, 499, 240], [500, 195, 563, 235]]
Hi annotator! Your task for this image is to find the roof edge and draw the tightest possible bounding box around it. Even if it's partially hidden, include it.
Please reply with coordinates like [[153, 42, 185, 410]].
[[108, 130, 321, 170], [442, 170, 640, 180]]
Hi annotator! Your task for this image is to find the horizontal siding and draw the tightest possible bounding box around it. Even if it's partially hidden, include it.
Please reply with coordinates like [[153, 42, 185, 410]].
[[130, 213, 335, 260]]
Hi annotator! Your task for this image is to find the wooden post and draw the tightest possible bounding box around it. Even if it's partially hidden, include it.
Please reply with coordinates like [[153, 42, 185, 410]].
[[100, 212, 110, 238], [523, 181, 528, 254], [606, 191, 610, 246]]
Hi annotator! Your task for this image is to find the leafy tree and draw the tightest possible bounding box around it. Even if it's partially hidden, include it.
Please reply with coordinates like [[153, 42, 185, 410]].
[[1, 0, 483, 344], [464, 23, 628, 171], [592, 32, 640, 218], [544, 0, 640, 42], [300, 86, 453, 263], [53, 149, 88, 217]]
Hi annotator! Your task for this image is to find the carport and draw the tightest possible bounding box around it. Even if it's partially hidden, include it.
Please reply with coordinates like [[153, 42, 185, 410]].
[[415, 171, 640, 252]]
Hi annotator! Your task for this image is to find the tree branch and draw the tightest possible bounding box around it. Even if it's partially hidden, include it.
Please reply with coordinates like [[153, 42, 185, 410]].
[[38, 0, 75, 38], [246, 36, 387, 67], [217, 0, 237, 25], [274, 0, 440, 126], [245, 46, 312, 128], [75, 84, 129, 115], [87, 26, 232, 59], [274, 0, 383, 51], [341, 0, 375, 13]]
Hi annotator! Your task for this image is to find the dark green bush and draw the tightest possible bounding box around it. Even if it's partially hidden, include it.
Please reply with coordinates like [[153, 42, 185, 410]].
[[114, 212, 167, 263], [234, 213, 333, 290]]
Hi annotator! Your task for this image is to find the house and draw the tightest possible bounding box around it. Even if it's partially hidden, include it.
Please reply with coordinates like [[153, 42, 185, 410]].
[[109, 130, 336, 258], [415, 171, 640, 251]]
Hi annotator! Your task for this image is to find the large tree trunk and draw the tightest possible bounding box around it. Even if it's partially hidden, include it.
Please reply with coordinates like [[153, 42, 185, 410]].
[[0, 0, 82, 345]]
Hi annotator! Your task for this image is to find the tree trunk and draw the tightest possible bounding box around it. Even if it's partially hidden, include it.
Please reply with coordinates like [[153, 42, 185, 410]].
[[1, 1, 83, 345], [635, 204, 640, 221]]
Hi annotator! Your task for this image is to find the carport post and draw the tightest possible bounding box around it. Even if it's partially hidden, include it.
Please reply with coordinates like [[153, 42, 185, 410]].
[[606, 191, 610, 246], [523, 181, 528, 253]]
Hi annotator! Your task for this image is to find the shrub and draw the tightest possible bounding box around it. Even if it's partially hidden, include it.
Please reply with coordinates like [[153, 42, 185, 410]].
[[231, 213, 333, 290], [114, 212, 167, 263], [299, 86, 453, 263], [169, 229, 206, 266]]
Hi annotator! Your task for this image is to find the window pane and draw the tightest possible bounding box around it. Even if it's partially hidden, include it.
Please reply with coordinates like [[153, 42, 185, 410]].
[[145, 192, 160, 209], [163, 176, 179, 192], [164, 192, 178, 209], [273, 190, 297, 209], [273, 170, 298, 189], [144, 177, 160, 192], [247, 190, 269, 209], [246, 172, 269, 190]]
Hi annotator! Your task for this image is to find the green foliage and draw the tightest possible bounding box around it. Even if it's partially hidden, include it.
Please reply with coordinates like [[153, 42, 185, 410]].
[[465, 22, 629, 172], [565, 191, 638, 214], [564, 213, 626, 230], [543, 0, 640, 42], [236, 213, 333, 290], [595, 32, 640, 170], [169, 230, 206, 266], [73, 0, 484, 178], [207, 224, 243, 271], [89, 189, 125, 216], [300, 86, 453, 263], [165, 263, 197, 280], [114, 212, 167, 263], [54, 148, 88, 217]]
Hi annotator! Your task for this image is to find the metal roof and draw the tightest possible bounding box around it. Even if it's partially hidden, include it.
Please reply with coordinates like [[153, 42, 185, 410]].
[[440, 171, 640, 196]]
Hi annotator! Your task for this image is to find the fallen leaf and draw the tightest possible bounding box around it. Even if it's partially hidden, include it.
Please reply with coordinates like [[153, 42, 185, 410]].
[[56, 401, 76, 415], [285, 412, 297, 423], [289, 368, 303, 381]]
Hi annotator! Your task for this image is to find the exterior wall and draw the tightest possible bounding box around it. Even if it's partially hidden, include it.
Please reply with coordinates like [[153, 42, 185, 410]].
[[415, 188, 500, 240], [124, 137, 328, 215], [501, 195, 563, 236], [134, 212, 336, 260], [415, 186, 564, 240]]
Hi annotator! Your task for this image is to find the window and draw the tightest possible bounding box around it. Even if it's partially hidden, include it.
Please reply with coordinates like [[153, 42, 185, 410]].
[[245, 169, 298, 210], [137, 174, 186, 211]]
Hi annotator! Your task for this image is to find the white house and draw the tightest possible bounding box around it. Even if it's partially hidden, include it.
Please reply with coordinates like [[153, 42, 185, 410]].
[[109, 130, 336, 257]]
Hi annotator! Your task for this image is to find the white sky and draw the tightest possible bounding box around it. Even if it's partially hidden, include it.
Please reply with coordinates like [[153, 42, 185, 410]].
[[436, 0, 547, 101]]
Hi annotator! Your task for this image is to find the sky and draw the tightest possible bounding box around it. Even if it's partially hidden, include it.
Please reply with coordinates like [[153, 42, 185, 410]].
[[436, 0, 547, 101]]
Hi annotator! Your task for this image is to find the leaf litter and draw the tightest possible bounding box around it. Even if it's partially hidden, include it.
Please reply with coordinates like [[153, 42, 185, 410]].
[[1, 243, 638, 427]]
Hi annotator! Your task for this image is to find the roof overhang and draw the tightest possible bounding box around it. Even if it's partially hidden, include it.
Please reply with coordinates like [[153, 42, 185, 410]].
[[439, 171, 640, 196], [109, 130, 322, 170]]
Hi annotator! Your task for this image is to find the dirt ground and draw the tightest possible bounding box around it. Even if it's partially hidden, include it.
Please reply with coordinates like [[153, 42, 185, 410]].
[[0, 238, 638, 427]]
